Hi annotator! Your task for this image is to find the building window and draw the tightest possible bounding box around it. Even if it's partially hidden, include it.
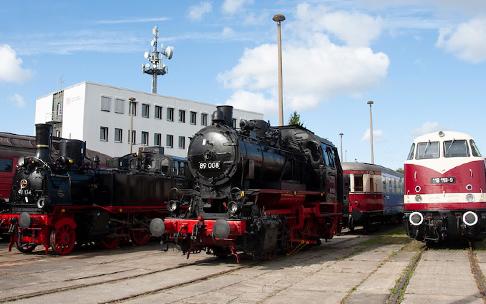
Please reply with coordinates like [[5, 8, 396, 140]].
[[154, 133, 161, 146], [155, 106, 162, 119], [129, 101, 137, 116], [56, 103, 62, 116], [232, 118, 237, 128], [166, 134, 173, 148], [179, 110, 186, 123], [142, 104, 150, 118], [201, 113, 208, 126], [142, 131, 149, 145], [167, 107, 174, 121], [128, 130, 136, 144], [101, 96, 111, 112], [100, 127, 108, 142], [190, 111, 197, 125], [115, 128, 123, 143], [115, 98, 125, 114], [179, 136, 186, 149]]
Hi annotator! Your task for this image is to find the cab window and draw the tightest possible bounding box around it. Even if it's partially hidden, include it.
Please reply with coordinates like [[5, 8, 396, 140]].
[[326, 147, 336, 168], [470, 140, 482, 157], [353, 174, 363, 192], [416, 141, 439, 159], [407, 143, 415, 160], [0, 159, 13, 172], [443, 140, 469, 157]]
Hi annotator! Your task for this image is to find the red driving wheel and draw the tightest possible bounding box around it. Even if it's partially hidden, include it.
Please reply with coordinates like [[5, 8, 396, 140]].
[[99, 236, 120, 249], [130, 228, 151, 246], [50, 217, 77, 255]]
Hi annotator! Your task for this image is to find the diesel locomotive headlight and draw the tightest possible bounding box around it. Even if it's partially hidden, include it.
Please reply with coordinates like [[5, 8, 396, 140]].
[[463, 211, 478, 226], [466, 194, 474, 202], [415, 195, 422, 202], [409, 212, 424, 226], [228, 201, 240, 215]]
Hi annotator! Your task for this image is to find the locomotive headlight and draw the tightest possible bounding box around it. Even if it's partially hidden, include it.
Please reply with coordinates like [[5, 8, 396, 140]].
[[149, 218, 165, 237], [463, 211, 478, 226], [228, 201, 240, 215], [168, 200, 178, 212], [19, 212, 31, 228], [409, 212, 424, 226], [466, 194, 474, 202], [415, 195, 422, 202]]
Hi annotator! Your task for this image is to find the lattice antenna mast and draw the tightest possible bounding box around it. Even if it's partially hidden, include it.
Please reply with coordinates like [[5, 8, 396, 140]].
[[142, 26, 174, 94]]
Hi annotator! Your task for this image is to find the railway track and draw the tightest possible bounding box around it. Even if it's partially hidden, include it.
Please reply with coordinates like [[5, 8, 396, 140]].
[[387, 241, 486, 304], [0, 235, 366, 304]]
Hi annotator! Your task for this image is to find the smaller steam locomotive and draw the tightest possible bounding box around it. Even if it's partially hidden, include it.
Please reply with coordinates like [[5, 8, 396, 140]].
[[150, 106, 343, 261], [404, 130, 486, 243], [0, 124, 189, 255]]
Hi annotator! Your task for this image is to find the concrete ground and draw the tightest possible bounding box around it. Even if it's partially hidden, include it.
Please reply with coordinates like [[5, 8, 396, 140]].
[[1, 228, 485, 304]]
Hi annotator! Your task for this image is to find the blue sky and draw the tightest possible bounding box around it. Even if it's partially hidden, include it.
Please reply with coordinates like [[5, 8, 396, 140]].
[[1, 0, 486, 170]]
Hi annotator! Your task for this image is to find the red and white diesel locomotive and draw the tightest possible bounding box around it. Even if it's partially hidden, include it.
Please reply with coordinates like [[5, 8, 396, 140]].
[[343, 162, 403, 232], [404, 130, 486, 242]]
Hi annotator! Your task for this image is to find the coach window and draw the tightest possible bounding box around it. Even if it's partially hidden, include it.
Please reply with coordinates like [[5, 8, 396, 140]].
[[443, 140, 469, 157], [354, 175, 364, 192], [470, 140, 482, 157], [416, 141, 439, 159], [407, 143, 415, 160], [0, 159, 13, 172]]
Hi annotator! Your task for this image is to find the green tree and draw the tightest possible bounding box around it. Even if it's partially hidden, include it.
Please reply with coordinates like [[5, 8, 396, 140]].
[[396, 168, 404, 174], [288, 111, 304, 127]]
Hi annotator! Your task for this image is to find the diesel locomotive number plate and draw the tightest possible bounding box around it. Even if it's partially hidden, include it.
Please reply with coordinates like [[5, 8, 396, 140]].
[[431, 177, 455, 184], [199, 161, 221, 170]]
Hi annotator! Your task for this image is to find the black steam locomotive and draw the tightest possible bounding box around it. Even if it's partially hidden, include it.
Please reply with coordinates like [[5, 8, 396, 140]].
[[151, 106, 343, 261], [0, 124, 189, 255]]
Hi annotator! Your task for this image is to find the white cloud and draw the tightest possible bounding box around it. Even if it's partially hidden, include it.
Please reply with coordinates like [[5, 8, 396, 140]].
[[0, 45, 32, 83], [188, 1, 212, 21], [413, 121, 442, 136], [221, 27, 235, 38], [361, 128, 384, 142], [294, 3, 383, 47], [225, 90, 276, 116], [222, 0, 253, 15], [437, 18, 486, 63], [95, 17, 170, 25], [9, 93, 26, 108], [219, 3, 389, 114]]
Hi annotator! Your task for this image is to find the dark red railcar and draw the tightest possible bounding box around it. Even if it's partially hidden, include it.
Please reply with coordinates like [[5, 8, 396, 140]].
[[342, 162, 403, 231]]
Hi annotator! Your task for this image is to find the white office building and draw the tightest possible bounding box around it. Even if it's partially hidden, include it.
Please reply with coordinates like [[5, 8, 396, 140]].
[[35, 81, 263, 158]]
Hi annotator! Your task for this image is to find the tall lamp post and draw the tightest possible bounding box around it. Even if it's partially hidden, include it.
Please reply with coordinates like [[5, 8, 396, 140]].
[[273, 14, 285, 126], [339, 132, 344, 161], [142, 26, 174, 94], [367, 100, 375, 164]]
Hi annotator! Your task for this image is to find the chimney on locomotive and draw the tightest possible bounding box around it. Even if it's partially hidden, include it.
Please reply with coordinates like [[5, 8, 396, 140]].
[[212, 105, 234, 127], [35, 123, 53, 161]]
